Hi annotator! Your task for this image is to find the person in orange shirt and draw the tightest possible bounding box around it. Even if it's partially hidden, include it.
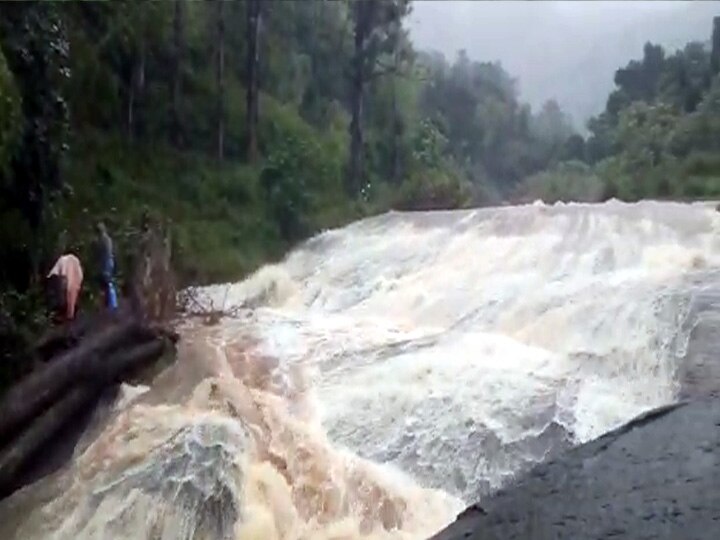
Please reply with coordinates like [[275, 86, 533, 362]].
[[47, 253, 84, 320]]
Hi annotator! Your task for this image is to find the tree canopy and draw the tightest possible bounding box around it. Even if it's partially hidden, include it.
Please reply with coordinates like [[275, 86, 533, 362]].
[[520, 16, 720, 203]]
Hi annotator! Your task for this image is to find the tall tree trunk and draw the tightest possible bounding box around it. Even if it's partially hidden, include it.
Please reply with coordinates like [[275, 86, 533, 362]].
[[390, 42, 403, 184], [246, 0, 261, 163], [171, 0, 185, 147], [347, 1, 372, 197], [135, 19, 147, 139], [216, 0, 225, 161], [348, 70, 364, 196], [390, 75, 401, 184], [127, 80, 135, 139], [128, 28, 146, 140], [712, 16, 720, 76]]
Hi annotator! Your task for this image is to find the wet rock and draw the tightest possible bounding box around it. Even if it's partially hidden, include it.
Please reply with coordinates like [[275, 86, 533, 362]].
[[679, 281, 720, 400], [429, 400, 720, 540], [90, 421, 247, 540], [0, 419, 249, 540]]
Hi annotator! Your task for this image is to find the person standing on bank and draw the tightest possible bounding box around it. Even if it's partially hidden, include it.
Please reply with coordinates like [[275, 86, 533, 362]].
[[47, 252, 83, 321], [96, 222, 118, 310]]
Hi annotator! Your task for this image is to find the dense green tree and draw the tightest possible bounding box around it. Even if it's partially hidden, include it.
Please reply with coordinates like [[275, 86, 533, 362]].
[[246, 0, 261, 163], [576, 18, 720, 202], [171, 0, 185, 147], [347, 0, 411, 197], [0, 2, 70, 286], [215, 0, 226, 161], [516, 160, 603, 203], [711, 16, 720, 76], [614, 43, 665, 104], [560, 134, 586, 162], [416, 50, 576, 196], [0, 50, 21, 176], [659, 42, 711, 112]]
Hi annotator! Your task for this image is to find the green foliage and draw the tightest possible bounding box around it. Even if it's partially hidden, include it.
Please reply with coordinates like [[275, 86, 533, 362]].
[[345, 0, 412, 196], [613, 43, 666, 106], [260, 132, 318, 243], [0, 0, 601, 387], [577, 23, 720, 202], [0, 49, 21, 176], [412, 118, 449, 168], [561, 134, 585, 162], [530, 100, 575, 150], [417, 50, 577, 194], [394, 167, 472, 211], [60, 132, 281, 286], [0, 287, 48, 392], [0, 2, 70, 295], [516, 161, 604, 204], [0, 3, 70, 205], [661, 42, 711, 113], [259, 97, 350, 233]]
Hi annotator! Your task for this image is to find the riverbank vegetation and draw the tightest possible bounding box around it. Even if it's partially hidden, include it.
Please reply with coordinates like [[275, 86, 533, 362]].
[[518, 18, 720, 203], [0, 0, 577, 383]]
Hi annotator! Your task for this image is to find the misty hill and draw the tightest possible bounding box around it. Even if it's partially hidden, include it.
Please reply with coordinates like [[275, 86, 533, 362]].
[[408, 1, 720, 128]]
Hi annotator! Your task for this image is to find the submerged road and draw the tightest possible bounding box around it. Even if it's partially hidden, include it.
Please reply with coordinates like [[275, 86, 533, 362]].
[[430, 399, 720, 540]]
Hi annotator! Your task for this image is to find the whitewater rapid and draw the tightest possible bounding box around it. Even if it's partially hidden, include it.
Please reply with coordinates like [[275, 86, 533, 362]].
[[2, 200, 720, 539]]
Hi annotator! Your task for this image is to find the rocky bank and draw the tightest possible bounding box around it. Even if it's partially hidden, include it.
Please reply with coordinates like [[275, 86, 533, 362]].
[[429, 400, 720, 539]]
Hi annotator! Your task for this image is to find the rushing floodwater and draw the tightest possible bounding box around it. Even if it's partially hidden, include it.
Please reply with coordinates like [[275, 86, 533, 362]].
[[2, 200, 720, 539]]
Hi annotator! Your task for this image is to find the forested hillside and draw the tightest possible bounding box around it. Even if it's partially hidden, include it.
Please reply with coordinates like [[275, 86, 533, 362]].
[[0, 1, 572, 286], [0, 1, 576, 383], [410, 1, 720, 129], [520, 17, 720, 203]]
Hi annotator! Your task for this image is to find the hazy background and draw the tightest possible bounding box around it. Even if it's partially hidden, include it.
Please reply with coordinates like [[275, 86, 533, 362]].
[[408, 1, 720, 129]]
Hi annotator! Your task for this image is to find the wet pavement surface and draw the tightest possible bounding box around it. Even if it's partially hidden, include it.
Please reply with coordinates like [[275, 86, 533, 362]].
[[430, 400, 720, 540]]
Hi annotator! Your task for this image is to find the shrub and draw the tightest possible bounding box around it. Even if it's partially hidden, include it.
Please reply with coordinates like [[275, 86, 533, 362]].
[[516, 160, 604, 203], [394, 167, 472, 211]]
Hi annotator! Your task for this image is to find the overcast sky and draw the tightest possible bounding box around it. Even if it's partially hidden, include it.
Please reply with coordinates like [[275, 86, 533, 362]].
[[408, 1, 720, 127]]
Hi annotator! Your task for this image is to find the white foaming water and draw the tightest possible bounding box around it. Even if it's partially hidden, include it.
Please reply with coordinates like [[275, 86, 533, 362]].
[[2, 200, 720, 539]]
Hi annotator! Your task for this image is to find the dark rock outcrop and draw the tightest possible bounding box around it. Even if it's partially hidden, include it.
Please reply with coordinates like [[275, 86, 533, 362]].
[[430, 400, 720, 540]]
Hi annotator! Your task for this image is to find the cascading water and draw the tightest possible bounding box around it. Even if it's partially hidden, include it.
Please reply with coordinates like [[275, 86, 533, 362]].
[[1, 200, 720, 539]]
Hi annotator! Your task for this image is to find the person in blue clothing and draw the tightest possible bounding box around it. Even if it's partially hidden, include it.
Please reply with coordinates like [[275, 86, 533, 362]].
[[95, 221, 118, 310]]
